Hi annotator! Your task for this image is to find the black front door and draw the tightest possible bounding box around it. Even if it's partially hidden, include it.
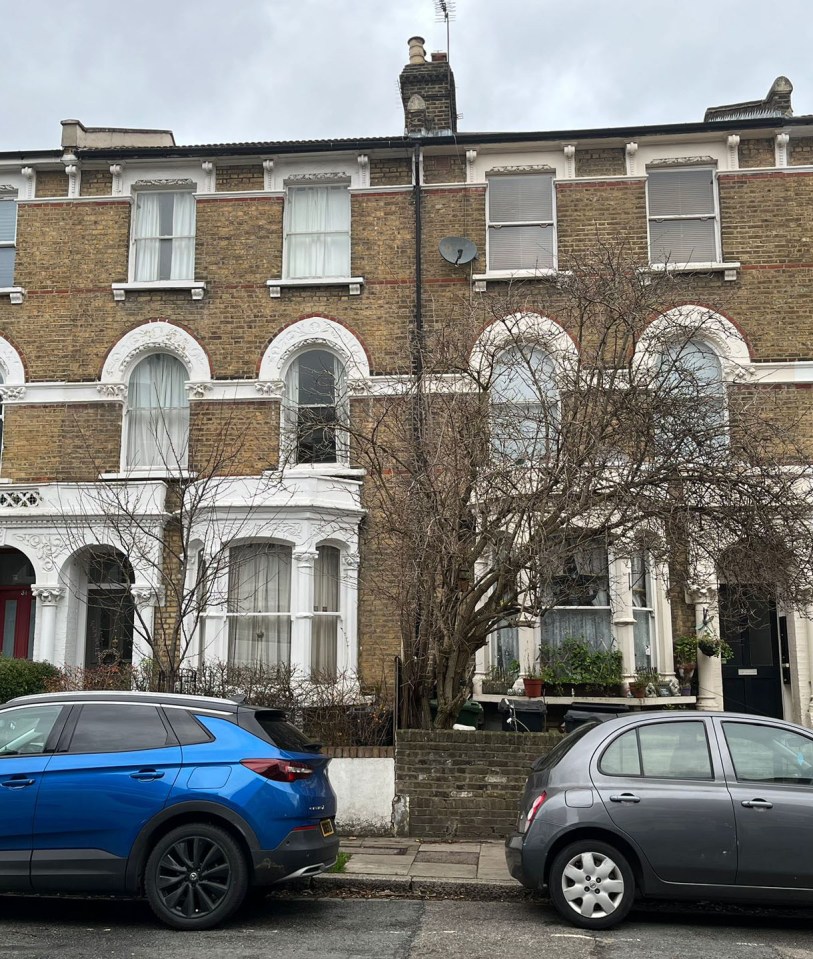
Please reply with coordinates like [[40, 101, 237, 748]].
[[84, 588, 135, 668], [719, 587, 784, 719]]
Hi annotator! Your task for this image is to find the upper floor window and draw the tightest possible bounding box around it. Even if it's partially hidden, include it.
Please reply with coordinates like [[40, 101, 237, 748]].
[[487, 173, 555, 272], [132, 190, 196, 282], [647, 167, 719, 265], [491, 345, 559, 464], [284, 184, 350, 280], [227, 544, 292, 667], [0, 192, 17, 287], [657, 339, 726, 458], [285, 349, 346, 465], [125, 354, 190, 469]]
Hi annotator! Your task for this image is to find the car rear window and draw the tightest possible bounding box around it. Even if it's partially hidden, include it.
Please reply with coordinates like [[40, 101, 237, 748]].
[[248, 710, 321, 753], [164, 708, 214, 745], [532, 720, 599, 771]]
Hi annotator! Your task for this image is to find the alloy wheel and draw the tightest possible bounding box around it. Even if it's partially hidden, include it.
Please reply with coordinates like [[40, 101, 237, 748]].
[[156, 835, 232, 919]]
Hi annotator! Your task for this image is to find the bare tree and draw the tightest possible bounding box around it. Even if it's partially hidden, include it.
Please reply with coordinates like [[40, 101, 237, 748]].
[[354, 242, 813, 728]]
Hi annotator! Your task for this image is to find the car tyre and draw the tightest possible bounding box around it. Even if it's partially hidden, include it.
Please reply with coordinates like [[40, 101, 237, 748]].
[[144, 822, 249, 930], [548, 839, 635, 930]]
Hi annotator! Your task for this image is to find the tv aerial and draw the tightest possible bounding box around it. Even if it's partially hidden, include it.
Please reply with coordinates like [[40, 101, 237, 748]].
[[439, 236, 478, 266]]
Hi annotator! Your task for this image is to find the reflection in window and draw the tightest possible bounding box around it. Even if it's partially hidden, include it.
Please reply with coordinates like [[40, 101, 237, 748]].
[[285, 349, 346, 465], [541, 541, 612, 648], [491, 346, 558, 464], [723, 722, 813, 785], [126, 354, 190, 469], [228, 544, 292, 666], [0, 704, 63, 756], [656, 339, 726, 459], [600, 722, 712, 780]]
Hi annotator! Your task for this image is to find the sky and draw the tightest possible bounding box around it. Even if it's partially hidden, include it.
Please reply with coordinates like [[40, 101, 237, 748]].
[[2, 0, 812, 152]]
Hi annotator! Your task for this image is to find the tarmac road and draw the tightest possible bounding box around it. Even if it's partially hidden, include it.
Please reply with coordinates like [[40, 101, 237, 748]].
[[1, 894, 812, 959]]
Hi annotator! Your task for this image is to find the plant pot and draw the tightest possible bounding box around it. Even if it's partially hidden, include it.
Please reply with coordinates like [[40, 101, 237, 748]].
[[523, 677, 543, 698], [481, 680, 511, 695], [680, 685, 692, 696], [629, 682, 647, 698], [677, 663, 696, 682]]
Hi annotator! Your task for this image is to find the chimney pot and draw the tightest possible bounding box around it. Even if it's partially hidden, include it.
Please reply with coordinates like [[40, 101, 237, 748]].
[[408, 36, 427, 64], [431, 51, 448, 62]]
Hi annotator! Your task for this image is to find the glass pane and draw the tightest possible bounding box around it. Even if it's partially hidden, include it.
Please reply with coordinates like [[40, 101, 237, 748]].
[[638, 721, 712, 779], [0, 704, 63, 756], [600, 730, 642, 776], [633, 609, 651, 670], [70, 704, 171, 753], [723, 722, 813, 784], [550, 543, 610, 607], [227, 614, 291, 666], [2, 600, 16, 657], [0, 200, 17, 242], [489, 224, 555, 271], [649, 218, 717, 264], [311, 614, 338, 679], [297, 407, 337, 463], [0, 247, 15, 287], [297, 351, 336, 405], [0, 552, 35, 584], [539, 608, 612, 649], [492, 620, 519, 671]]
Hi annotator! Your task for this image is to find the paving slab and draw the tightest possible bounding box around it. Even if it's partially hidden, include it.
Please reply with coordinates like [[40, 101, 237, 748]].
[[414, 850, 479, 865], [344, 858, 412, 876], [409, 861, 478, 879]]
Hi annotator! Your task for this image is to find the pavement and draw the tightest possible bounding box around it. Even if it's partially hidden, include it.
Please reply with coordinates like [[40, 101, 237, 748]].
[[300, 835, 533, 901]]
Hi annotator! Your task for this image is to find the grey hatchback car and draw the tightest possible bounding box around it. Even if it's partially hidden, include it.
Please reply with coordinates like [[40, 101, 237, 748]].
[[506, 711, 813, 929]]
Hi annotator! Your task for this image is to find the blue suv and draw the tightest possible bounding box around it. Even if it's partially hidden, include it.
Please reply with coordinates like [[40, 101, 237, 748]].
[[0, 690, 339, 929]]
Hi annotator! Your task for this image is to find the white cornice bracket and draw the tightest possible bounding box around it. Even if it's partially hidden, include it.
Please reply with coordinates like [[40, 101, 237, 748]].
[[465, 150, 477, 184], [63, 157, 81, 198], [357, 154, 369, 188], [20, 167, 35, 200], [563, 144, 576, 179], [263, 159, 275, 192], [625, 142, 639, 177], [775, 132, 790, 168], [201, 160, 215, 193], [726, 135, 740, 171], [109, 163, 124, 196]]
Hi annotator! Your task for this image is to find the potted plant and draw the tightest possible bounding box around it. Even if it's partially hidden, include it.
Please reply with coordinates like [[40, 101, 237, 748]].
[[482, 660, 520, 695], [697, 633, 734, 661], [629, 665, 660, 699], [522, 660, 544, 698], [673, 634, 699, 694]]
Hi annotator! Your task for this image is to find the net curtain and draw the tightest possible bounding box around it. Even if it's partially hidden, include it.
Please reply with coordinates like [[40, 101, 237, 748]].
[[125, 354, 190, 469]]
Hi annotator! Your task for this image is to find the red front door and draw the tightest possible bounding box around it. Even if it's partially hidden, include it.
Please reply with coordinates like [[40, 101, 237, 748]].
[[0, 588, 33, 659]]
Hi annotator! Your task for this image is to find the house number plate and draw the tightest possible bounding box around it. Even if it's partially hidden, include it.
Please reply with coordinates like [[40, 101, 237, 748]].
[[738, 668, 758, 676]]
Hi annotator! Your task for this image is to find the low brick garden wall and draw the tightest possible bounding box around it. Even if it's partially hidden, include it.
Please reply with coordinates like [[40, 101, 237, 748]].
[[395, 729, 561, 839]]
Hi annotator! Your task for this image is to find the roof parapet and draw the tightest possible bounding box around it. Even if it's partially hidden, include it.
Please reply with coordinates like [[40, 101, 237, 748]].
[[61, 119, 176, 150], [705, 76, 793, 122]]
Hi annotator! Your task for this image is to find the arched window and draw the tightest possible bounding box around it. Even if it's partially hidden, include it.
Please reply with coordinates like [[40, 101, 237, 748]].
[[491, 345, 558, 463], [125, 354, 189, 469], [285, 349, 346, 465], [657, 339, 726, 458], [312, 545, 340, 679], [227, 544, 292, 666]]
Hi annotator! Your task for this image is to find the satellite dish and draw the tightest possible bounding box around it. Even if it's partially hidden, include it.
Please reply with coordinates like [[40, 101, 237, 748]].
[[439, 236, 478, 266]]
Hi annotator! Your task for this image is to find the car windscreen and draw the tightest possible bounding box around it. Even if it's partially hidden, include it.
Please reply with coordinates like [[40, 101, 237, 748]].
[[249, 710, 321, 753], [532, 720, 600, 771]]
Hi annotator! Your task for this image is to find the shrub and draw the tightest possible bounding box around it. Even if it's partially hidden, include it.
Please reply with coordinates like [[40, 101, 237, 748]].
[[0, 658, 60, 704], [538, 638, 623, 688]]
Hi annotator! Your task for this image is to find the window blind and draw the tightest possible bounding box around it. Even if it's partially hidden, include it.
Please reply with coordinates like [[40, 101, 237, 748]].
[[488, 174, 554, 223], [647, 168, 715, 218]]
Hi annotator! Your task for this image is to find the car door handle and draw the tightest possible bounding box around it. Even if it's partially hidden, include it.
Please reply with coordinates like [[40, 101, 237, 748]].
[[130, 769, 164, 782], [741, 799, 773, 809], [1, 777, 35, 789], [609, 793, 640, 803]]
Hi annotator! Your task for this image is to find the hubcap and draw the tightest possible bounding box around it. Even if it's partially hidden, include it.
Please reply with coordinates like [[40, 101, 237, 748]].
[[560, 851, 624, 919], [156, 836, 231, 918]]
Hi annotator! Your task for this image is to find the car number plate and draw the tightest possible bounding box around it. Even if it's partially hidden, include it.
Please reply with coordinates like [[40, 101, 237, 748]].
[[320, 819, 335, 837]]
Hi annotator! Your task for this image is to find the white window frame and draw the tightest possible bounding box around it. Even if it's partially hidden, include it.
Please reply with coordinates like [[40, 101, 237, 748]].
[[646, 165, 721, 268], [631, 548, 656, 670], [486, 172, 557, 274], [0, 191, 18, 290], [121, 351, 191, 475], [127, 187, 197, 284], [311, 544, 342, 679], [283, 181, 351, 281], [283, 348, 349, 468]]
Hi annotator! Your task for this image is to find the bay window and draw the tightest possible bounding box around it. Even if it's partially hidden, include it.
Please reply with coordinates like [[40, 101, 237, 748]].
[[540, 541, 612, 648], [312, 545, 340, 679], [227, 544, 292, 666]]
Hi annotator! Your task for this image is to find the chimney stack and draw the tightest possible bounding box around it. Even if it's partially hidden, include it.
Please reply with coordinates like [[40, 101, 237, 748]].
[[399, 36, 457, 136]]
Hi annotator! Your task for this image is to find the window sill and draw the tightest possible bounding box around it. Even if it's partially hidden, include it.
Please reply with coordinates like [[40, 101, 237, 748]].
[[472, 269, 567, 291], [645, 262, 741, 281], [0, 287, 25, 305], [264, 464, 366, 479], [266, 277, 365, 297], [100, 469, 197, 481], [111, 281, 206, 301]]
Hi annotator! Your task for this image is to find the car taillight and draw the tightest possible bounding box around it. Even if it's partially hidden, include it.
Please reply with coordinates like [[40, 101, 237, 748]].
[[523, 791, 547, 832], [241, 759, 315, 782]]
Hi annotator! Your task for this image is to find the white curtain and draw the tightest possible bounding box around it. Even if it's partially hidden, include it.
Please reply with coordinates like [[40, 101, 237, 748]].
[[312, 546, 339, 678], [228, 545, 292, 666], [286, 186, 350, 279], [126, 354, 189, 469], [133, 193, 161, 281], [170, 192, 195, 280]]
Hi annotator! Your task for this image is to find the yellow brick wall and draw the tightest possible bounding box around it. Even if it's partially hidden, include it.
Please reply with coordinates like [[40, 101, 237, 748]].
[[215, 165, 264, 192]]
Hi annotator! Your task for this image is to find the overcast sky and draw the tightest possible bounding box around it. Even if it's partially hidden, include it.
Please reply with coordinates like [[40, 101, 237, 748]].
[[2, 0, 812, 152]]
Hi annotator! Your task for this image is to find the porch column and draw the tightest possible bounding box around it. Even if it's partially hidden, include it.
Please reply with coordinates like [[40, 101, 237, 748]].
[[31, 586, 65, 664], [686, 584, 724, 711], [338, 550, 360, 676], [608, 549, 636, 687], [291, 550, 318, 677], [804, 604, 813, 729], [129, 585, 161, 667]]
